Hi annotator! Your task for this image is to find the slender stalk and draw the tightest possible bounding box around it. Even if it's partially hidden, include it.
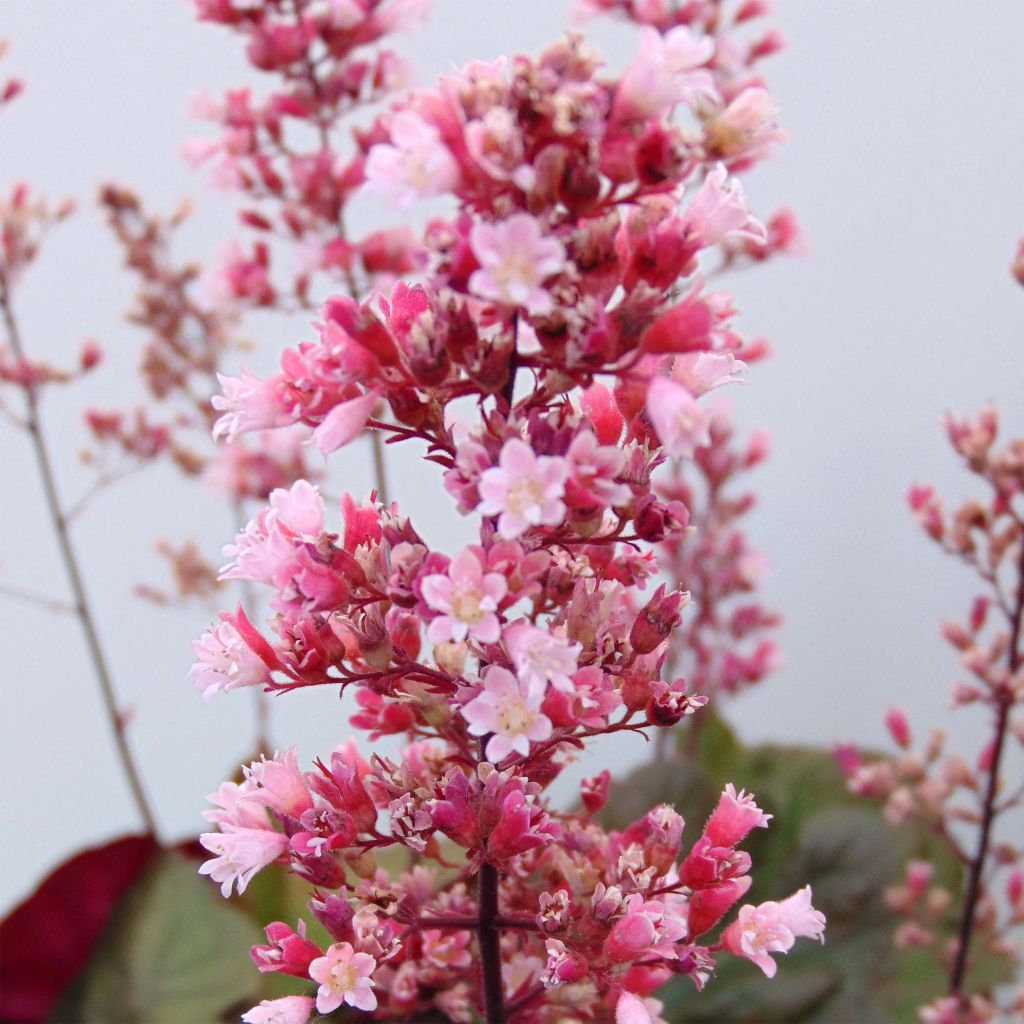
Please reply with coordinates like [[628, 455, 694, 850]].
[[2, 284, 160, 837], [369, 429, 389, 505], [478, 861, 507, 1024], [948, 539, 1024, 995]]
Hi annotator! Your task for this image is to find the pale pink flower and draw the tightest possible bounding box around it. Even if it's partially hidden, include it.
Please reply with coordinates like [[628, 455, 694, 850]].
[[672, 351, 747, 397], [468, 214, 566, 315], [420, 928, 473, 969], [478, 438, 569, 539], [722, 885, 826, 978], [616, 991, 666, 1024], [245, 747, 314, 818], [461, 665, 553, 762], [646, 376, 713, 459], [212, 369, 290, 442], [268, 479, 325, 538], [363, 110, 459, 212], [309, 942, 378, 1013], [202, 778, 270, 830], [189, 619, 270, 701], [504, 621, 581, 693], [312, 390, 379, 455], [421, 547, 507, 644], [705, 86, 786, 166], [682, 164, 765, 246], [615, 26, 716, 121], [565, 430, 631, 508], [241, 996, 315, 1024], [198, 825, 289, 897]]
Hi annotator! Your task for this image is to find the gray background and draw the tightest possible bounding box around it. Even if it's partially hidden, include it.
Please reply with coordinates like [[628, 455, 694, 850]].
[[2, 1, 1022, 912]]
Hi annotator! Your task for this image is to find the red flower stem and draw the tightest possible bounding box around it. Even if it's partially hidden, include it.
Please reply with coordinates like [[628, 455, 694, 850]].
[[1, 284, 160, 838], [478, 860, 506, 1024], [948, 539, 1024, 996]]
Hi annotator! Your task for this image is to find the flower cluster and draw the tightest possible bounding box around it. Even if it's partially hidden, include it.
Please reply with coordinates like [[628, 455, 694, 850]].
[[844, 382, 1024, 1022], [193, 5, 825, 1021]]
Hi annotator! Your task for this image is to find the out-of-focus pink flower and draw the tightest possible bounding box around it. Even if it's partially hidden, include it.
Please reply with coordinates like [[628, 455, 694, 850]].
[[308, 941, 378, 1013], [461, 665, 553, 762], [646, 377, 712, 459], [312, 390, 379, 454], [468, 214, 566, 315], [721, 886, 825, 977], [615, 26, 716, 121], [704, 87, 786, 168], [616, 990, 664, 1024], [672, 351, 747, 397], [241, 995, 315, 1024], [364, 110, 459, 211], [478, 438, 568, 539], [421, 547, 507, 644]]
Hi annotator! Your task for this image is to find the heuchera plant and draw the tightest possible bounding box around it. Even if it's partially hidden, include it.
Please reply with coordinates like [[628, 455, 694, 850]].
[[190, 3, 826, 1021], [844, 243, 1024, 1024]]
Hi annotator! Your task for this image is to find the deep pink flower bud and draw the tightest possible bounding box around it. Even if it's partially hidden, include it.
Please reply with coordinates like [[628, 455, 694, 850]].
[[687, 876, 751, 937], [581, 770, 611, 813], [308, 891, 355, 942], [604, 908, 657, 963], [630, 585, 685, 654], [251, 921, 322, 976], [884, 708, 911, 749], [634, 494, 690, 542]]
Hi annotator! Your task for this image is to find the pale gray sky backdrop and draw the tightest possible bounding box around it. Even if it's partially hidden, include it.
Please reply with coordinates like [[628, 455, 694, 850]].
[[2, 1, 1023, 912]]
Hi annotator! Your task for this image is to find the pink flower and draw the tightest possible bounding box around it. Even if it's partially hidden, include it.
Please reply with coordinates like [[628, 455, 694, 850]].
[[421, 547, 507, 644], [308, 941, 378, 1013], [671, 351, 747, 397], [212, 369, 290, 441], [245, 747, 314, 819], [615, 26, 716, 121], [468, 214, 566, 315], [189, 619, 270, 701], [704, 87, 786, 167], [682, 164, 765, 246], [504, 621, 581, 693], [704, 784, 772, 847], [461, 665, 552, 762], [721, 886, 826, 978], [478, 438, 569, 539], [646, 376, 712, 459], [199, 825, 289, 897], [363, 110, 459, 212], [616, 991, 665, 1024], [565, 431, 631, 508], [241, 996, 315, 1024], [421, 928, 473, 969], [312, 390, 379, 455]]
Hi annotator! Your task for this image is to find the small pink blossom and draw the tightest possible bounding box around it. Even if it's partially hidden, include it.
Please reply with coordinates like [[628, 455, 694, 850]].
[[704, 783, 772, 847], [616, 991, 665, 1024], [478, 438, 569, 539], [212, 369, 290, 442], [312, 390, 379, 455], [504, 621, 581, 693], [420, 928, 473, 969], [615, 26, 716, 121], [565, 430, 631, 508], [461, 665, 553, 762], [672, 351, 747, 397], [646, 376, 712, 459], [421, 547, 507, 644], [705, 87, 786, 167], [241, 995, 315, 1024], [468, 214, 566, 315], [683, 164, 765, 247], [308, 941, 378, 1013], [189, 618, 271, 701], [363, 110, 459, 212], [199, 825, 289, 897], [721, 885, 826, 978]]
